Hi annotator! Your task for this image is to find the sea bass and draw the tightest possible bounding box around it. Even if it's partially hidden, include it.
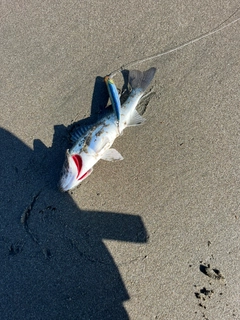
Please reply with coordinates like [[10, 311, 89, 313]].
[[59, 67, 156, 191]]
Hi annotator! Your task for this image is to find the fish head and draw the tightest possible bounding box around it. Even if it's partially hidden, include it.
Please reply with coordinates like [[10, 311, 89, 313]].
[[59, 150, 92, 191]]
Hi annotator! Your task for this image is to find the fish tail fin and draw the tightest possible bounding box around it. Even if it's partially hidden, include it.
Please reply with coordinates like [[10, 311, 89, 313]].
[[128, 67, 156, 92]]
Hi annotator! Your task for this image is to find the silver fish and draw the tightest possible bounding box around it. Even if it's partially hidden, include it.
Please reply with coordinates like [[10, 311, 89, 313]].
[[59, 67, 156, 191]]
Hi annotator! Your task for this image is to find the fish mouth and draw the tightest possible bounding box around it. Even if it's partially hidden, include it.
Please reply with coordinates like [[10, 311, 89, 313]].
[[59, 154, 93, 192]]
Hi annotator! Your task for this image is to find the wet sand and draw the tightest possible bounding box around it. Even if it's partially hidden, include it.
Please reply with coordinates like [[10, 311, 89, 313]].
[[1, 2, 240, 319]]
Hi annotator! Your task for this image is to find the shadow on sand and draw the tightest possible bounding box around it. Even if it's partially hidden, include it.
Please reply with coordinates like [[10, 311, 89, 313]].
[[0, 75, 148, 320]]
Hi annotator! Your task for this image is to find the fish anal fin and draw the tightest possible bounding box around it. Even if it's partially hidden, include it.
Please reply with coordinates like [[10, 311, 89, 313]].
[[127, 110, 146, 126]]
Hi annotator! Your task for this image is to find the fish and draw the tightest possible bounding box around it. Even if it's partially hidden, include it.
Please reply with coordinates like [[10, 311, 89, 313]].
[[104, 75, 121, 125], [59, 67, 156, 191]]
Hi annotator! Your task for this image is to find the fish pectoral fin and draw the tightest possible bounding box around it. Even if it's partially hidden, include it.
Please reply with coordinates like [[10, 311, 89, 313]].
[[127, 110, 146, 126], [101, 149, 124, 161]]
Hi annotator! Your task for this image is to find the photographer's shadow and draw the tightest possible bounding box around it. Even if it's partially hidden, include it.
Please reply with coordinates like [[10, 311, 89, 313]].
[[0, 75, 147, 320]]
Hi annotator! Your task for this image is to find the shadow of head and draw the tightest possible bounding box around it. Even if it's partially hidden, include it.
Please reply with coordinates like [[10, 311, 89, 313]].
[[0, 126, 148, 320]]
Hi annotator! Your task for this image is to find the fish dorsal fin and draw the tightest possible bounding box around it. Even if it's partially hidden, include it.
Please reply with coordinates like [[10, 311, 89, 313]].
[[101, 148, 124, 161], [70, 124, 92, 143], [127, 110, 146, 127]]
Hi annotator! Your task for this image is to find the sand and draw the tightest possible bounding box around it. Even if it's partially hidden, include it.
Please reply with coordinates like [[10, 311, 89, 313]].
[[1, 1, 240, 319]]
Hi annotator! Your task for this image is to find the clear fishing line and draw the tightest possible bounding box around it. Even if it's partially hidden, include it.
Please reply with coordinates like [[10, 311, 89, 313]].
[[110, 8, 240, 77]]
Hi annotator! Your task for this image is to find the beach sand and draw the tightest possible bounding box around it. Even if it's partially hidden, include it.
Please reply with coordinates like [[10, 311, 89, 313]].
[[1, 1, 240, 319]]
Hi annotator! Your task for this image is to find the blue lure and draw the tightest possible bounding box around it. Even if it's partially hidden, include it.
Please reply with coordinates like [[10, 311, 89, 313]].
[[104, 76, 121, 123]]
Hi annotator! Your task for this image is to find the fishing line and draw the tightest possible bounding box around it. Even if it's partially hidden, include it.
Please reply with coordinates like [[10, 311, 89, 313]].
[[110, 8, 240, 77]]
